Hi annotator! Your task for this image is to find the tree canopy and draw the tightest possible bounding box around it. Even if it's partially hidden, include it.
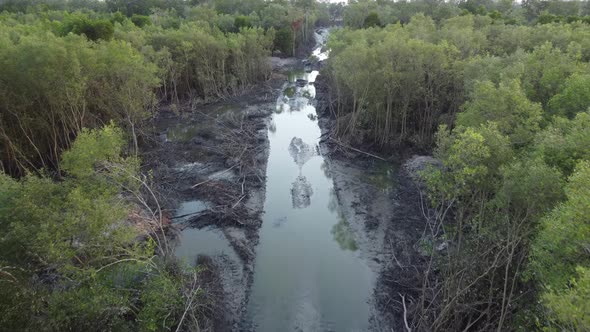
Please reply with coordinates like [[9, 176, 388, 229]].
[[324, 7, 590, 331]]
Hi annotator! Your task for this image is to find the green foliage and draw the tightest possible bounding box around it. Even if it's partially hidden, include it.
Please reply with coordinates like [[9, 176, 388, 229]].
[[148, 24, 273, 100], [0, 0, 319, 176], [543, 266, 590, 329], [494, 157, 565, 218], [488, 10, 502, 20], [537, 12, 562, 24], [61, 124, 125, 174], [138, 270, 186, 331], [363, 12, 381, 28], [0, 22, 158, 176], [420, 110, 573, 330], [184, 1, 590, 330], [131, 14, 151, 27], [534, 111, 590, 176], [439, 14, 488, 58], [458, 79, 543, 147], [343, 0, 460, 27], [234, 15, 252, 31], [0, 125, 192, 331], [105, 0, 185, 17], [428, 123, 513, 201], [376, 11, 590, 329], [548, 74, 590, 118], [0, 125, 133, 269], [418, 72, 588, 330], [328, 12, 590, 151], [520, 43, 586, 106], [59, 14, 114, 41], [275, 27, 294, 55], [0, 126, 133, 328], [111, 11, 127, 24], [327, 23, 462, 147], [529, 161, 590, 330], [0, 2, 292, 328]]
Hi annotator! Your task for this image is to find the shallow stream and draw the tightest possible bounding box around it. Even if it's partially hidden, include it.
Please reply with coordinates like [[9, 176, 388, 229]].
[[245, 31, 375, 331], [173, 29, 376, 331]]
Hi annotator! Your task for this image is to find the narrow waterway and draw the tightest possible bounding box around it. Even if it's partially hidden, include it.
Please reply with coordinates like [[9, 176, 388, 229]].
[[170, 29, 377, 331], [245, 31, 375, 331]]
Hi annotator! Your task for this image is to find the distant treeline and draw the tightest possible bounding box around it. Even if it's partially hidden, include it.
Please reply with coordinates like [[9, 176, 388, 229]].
[[341, 0, 590, 27]]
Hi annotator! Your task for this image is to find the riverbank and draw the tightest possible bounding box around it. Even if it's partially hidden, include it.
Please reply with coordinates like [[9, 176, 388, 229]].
[[142, 61, 293, 329], [315, 75, 432, 331]]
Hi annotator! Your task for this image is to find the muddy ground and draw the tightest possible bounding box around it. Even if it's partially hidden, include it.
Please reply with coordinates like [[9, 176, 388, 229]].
[[145, 49, 432, 331], [143, 60, 292, 330]]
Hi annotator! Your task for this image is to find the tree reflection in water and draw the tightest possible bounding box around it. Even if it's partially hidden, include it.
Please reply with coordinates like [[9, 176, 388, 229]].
[[288, 137, 315, 167], [289, 137, 317, 209], [328, 188, 358, 251], [291, 175, 313, 209]]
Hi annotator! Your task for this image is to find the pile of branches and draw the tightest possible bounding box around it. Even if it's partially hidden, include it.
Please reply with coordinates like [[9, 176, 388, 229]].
[[187, 108, 268, 229]]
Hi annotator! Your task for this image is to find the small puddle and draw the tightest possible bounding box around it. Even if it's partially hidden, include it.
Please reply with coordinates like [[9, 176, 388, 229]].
[[167, 123, 198, 142], [215, 103, 240, 113], [364, 161, 398, 194], [287, 70, 306, 83], [173, 200, 209, 223], [173, 200, 238, 265], [175, 227, 239, 265]]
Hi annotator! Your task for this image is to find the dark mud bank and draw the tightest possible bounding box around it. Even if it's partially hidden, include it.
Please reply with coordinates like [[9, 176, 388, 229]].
[[144, 74, 286, 330]]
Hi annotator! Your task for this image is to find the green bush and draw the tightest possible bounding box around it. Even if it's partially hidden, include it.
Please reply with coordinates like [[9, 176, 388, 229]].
[[60, 15, 114, 41], [363, 12, 381, 28], [0, 125, 192, 331], [131, 14, 151, 27]]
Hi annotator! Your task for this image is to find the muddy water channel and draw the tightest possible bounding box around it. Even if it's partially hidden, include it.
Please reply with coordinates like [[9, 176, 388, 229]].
[[244, 71, 375, 330], [164, 29, 393, 331]]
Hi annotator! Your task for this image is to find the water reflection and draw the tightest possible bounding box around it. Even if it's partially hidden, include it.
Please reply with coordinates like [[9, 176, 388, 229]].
[[288, 70, 306, 83], [175, 227, 238, 265], [283, 86, 296, 98], [268, 120, 276, 133], [327, 189, 358, 251], [247, 28, 373, 331], [301, 84, 316, 99], [173, 200, 238, 265], [364, 160, 398, 194], [331, 216, 359, 251], [291, 175, 313, 209], [272, 216, 288, 228], [288, 137, 316, 168], [275, 101, 288, 113], [173, 200, 209, 223]]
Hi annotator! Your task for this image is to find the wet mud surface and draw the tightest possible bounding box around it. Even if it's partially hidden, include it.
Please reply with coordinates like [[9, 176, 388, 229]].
[[143, 70, 283, 330], [145, 27, 430, 331]]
